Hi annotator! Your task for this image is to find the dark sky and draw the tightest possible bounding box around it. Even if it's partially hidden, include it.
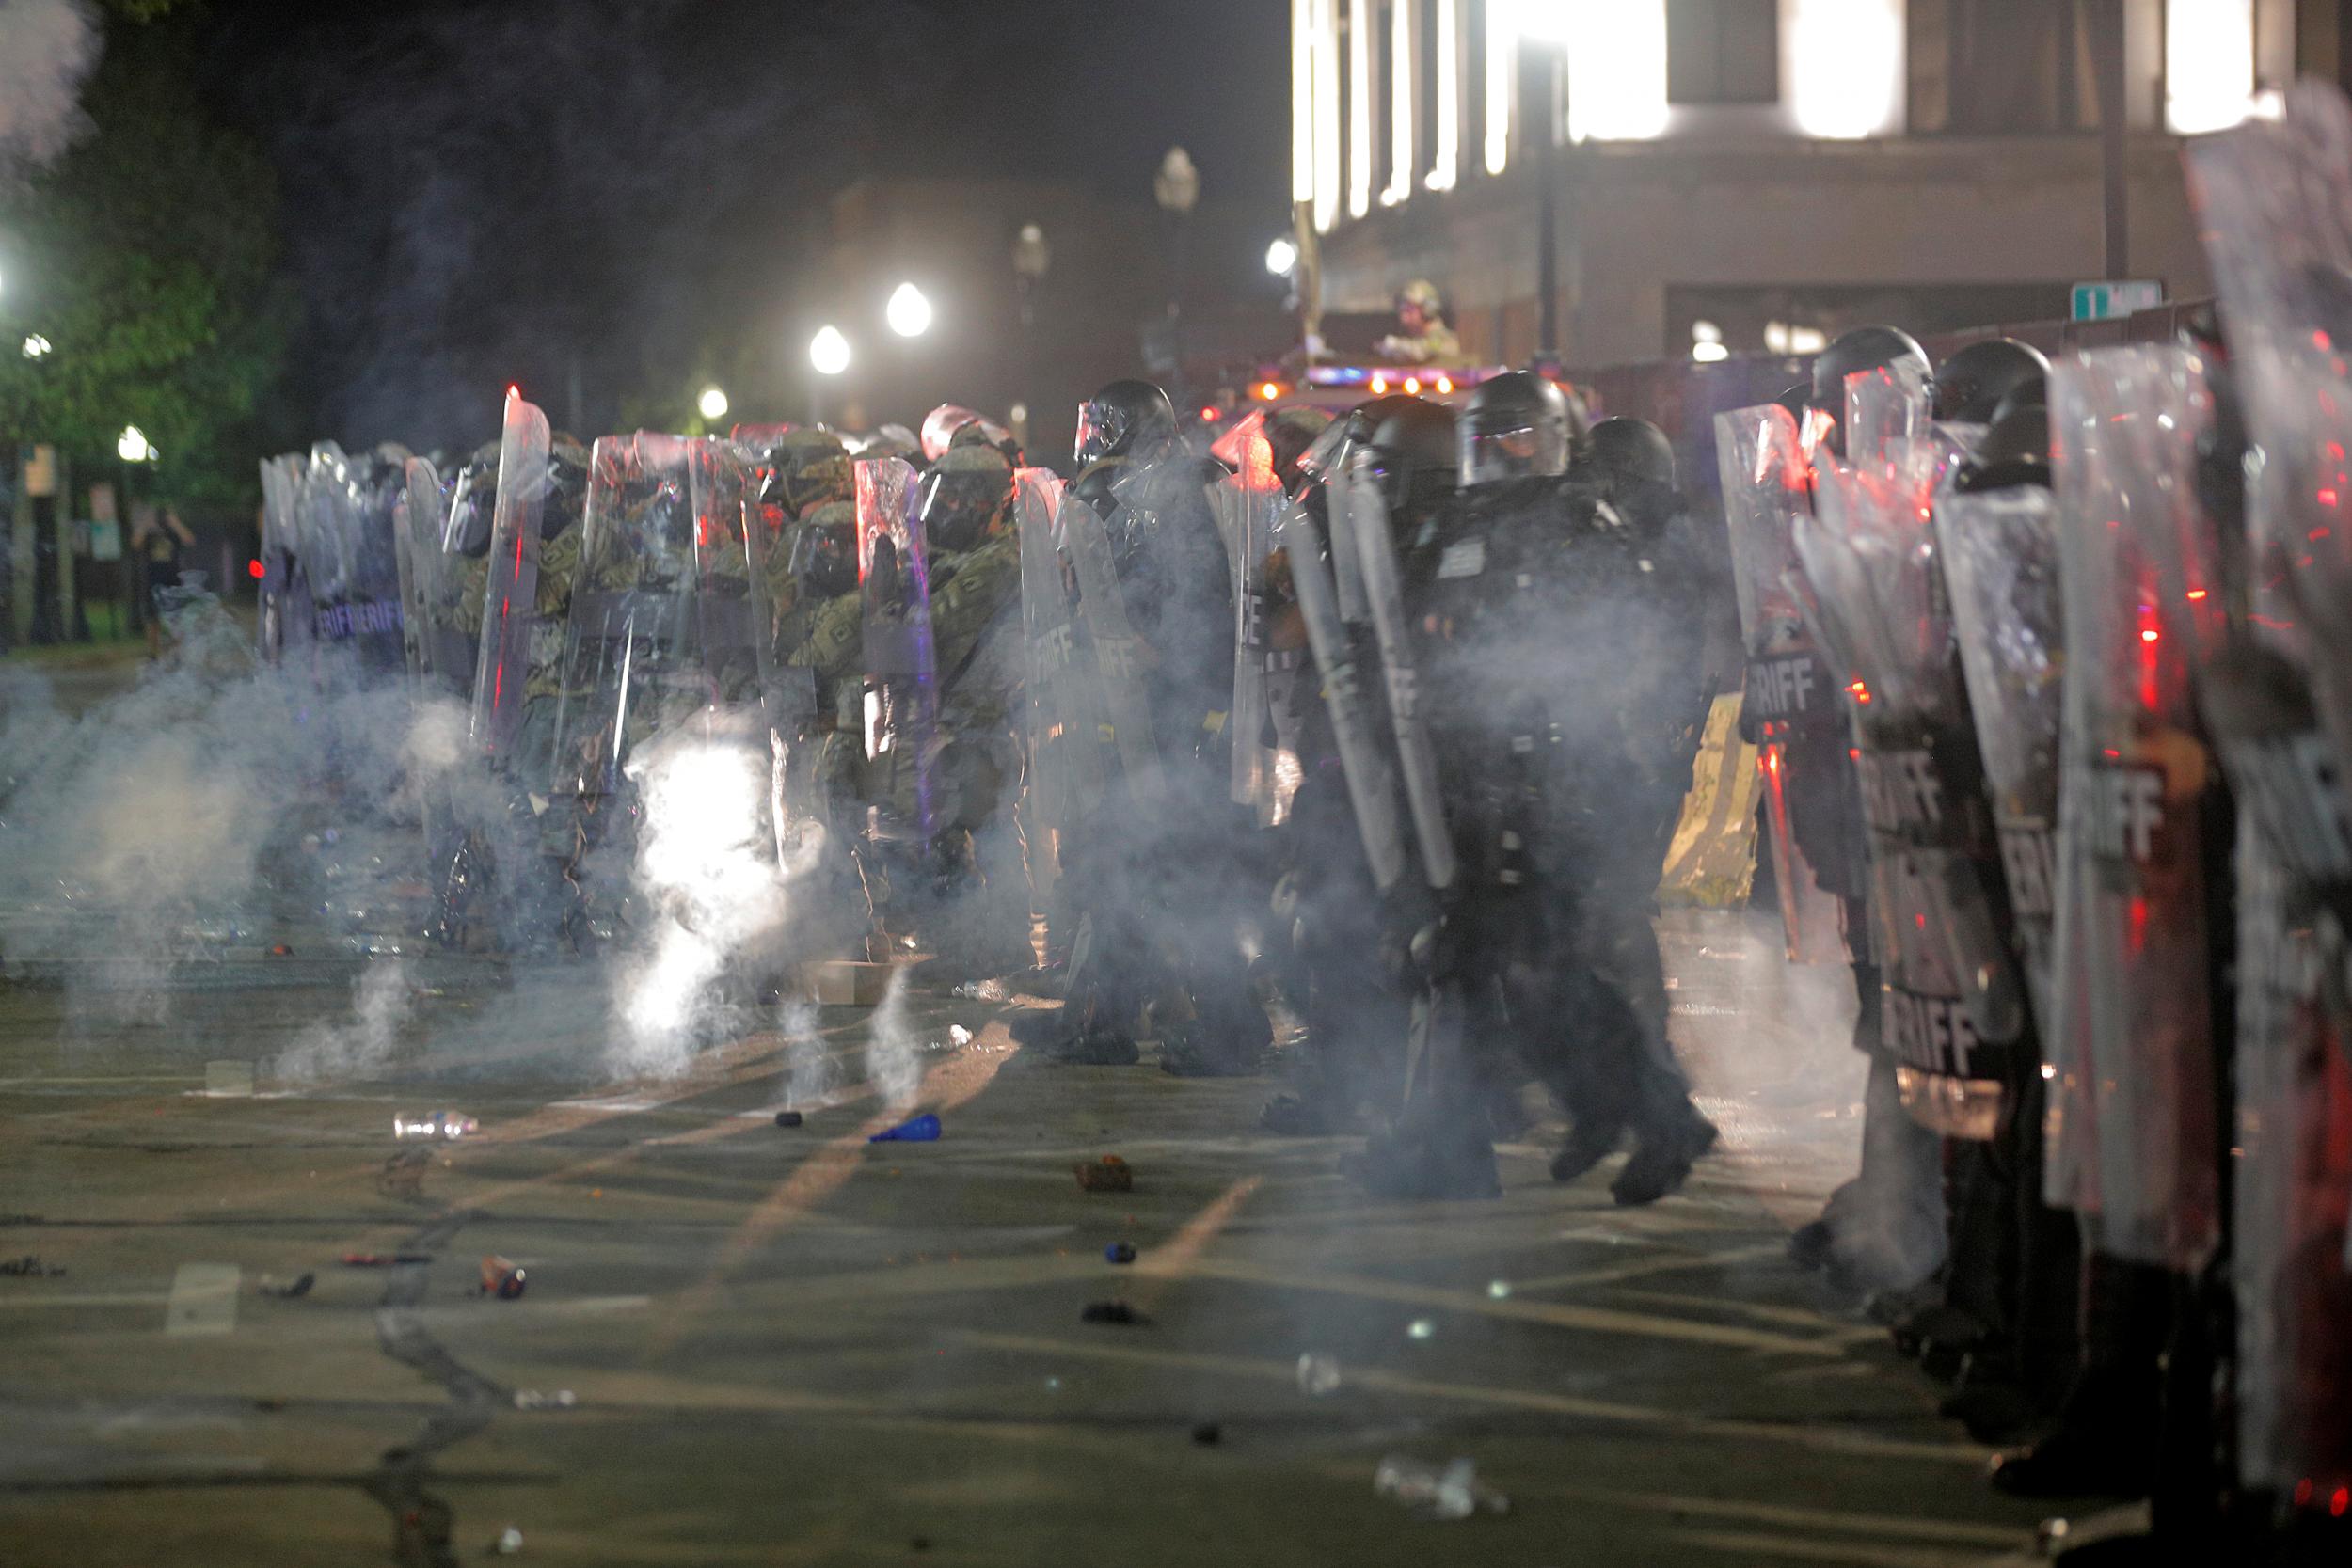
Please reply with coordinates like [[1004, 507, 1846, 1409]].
[[190, 0, 1288, 451]]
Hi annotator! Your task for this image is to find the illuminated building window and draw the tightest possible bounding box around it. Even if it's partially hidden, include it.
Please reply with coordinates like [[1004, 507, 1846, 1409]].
[[2166, 0, 2259, 135], [1666, 0, 1778, 105]]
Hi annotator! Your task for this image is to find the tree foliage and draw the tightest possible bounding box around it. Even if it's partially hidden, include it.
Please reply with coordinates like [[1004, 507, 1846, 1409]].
[[0, 21, 290, 510]]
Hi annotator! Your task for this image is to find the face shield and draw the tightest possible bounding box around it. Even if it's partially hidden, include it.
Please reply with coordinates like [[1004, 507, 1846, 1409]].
[[918, 470, 1010, 556], [1073, 398, 1132, 469], [1459, 408, 1566, 486], [788, 519, 859, 599]]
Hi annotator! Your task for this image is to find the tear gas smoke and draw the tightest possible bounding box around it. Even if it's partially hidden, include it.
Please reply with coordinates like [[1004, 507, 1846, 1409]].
[[0, 0, 99, 182], [865, 967, 921, 1110], [779, 997, 835, 1110], [277, 958, 414, 1082], [609, 721, 792, 1079]]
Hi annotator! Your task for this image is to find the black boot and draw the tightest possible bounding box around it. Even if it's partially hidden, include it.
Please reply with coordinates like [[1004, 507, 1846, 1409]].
[[1611, 1111, 1717, 1206]]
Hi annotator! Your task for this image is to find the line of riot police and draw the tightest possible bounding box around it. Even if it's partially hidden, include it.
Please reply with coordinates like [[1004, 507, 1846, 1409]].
[[1709, 83, 2352, 1559]]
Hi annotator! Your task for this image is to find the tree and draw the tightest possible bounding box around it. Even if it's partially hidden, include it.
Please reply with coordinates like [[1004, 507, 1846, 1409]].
[[0, 20, 290, 512]]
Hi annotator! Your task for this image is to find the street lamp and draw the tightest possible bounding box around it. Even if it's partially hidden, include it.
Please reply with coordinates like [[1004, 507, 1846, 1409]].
[[697, 385, 729, 421], [1264, 237, 1298, 277], [885, 281, 932, 339], [22, 334, 49, 359], [117, 425, 155, 463], [809, 325, 851, 377], [1155, 146, 1200, 397], [1512, 13, 1570, 365]]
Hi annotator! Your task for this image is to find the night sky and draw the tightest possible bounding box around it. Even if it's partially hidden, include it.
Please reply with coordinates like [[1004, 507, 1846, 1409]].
[[189, 0, 1288, 452]]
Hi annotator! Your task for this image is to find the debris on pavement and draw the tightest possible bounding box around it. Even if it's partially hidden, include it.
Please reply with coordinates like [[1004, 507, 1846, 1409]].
[[1406, 1318, 1436, 1340], [1074, 1155, 1132, 1192], [1295, 1354, 1342, 1397], [513, 1389, 575, 1410], [392, 1110, 477, 1140], [1104, 1242, 1137, 1264], [948, 1024, 973, 1046], [1192, 1421, 1222, 1446], [0, 1255, 66, 1278], [491, 1525, 524, 1555], [259, 1271, 315, 1299], [773, 1111, 803, 1128], [1486, 1280, 1511, 1300], [478, 1255, 528, 1298], [1081, 1298, 1145, 1325], [869, 1113, 942, 1144], [1373, 1456, 1509, 1520], [340, 1252, 434, 1267], [377, 1148, 430, 1200]]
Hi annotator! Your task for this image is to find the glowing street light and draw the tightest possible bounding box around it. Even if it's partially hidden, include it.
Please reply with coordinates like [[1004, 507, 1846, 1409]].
[[697, 385, 729, 421], [885, 281, 932, 339], [23, 333, 50, 359], [1264, 236, 1298, 277], [117, 425, 154, 463], [809, 325, 851, 376]]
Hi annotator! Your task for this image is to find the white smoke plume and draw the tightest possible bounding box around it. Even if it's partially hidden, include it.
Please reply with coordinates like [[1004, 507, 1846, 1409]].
[[277, 958, 414, 1082], [608, 718, 793, 1078], [864, 967, 920, 1110], [0, 0, 100, 181], [779, 997, 835, 1110]]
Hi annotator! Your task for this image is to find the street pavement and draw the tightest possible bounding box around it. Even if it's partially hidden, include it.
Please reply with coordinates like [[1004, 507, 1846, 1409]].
[[0, 910, 2074, 1566]]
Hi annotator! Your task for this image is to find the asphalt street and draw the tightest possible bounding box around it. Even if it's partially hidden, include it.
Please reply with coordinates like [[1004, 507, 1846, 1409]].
[[0, 904, 2094, 1567]]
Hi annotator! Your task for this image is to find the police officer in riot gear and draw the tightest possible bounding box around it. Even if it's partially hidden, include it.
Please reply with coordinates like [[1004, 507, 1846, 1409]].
[[1360, 373, 1715, 1201], [1807, 325, 1931, 458], [1932, 338, 2049, 427], [1263, 395, 1456, 1135]]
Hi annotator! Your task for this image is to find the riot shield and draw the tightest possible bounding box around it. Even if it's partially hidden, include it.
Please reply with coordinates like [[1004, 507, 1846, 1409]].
[[1938, 483, 2064, 1033], [1014, 469, 1096, 899], [1714, 403, 1848, 962], [469, 392, 550, 762], [1276, 491, 1408, 892], [1209, 463, 1288, 822], [1348, 447, 1456, 893], [256, 454, 310, 666], [1800, 437, 2026, 1139], [1297, 416, 1371, 625], [396, 457, 445, 688], [2045, 345, 2229, 1269], [1842, 357, 1932, 471], [854, 455, 939, 838], [2185, 89, 2352, 1497], [1057, 486, 1167, 803]]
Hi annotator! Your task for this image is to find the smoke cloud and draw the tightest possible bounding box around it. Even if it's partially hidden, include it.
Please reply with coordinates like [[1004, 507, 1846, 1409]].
[[0, 0, 99, 182]]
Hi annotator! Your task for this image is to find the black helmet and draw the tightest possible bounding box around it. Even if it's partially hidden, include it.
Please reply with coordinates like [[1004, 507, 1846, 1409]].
[[1266, 406, 1335, 494], [1459, 371, 1575, 485], [1809, 325, 1931, 413], [917, 443, 1014, 555], [1584, 416, 1677, 493], [1364, 397, 1458, 518], [1933, 339, 2050, 426], [1953, 403, 2050, 494], [1074, 379, 1179, 468]]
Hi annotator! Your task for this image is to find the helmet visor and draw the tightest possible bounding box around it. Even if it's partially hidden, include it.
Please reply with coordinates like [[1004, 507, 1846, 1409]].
[[1461, 416, 1566, 486]]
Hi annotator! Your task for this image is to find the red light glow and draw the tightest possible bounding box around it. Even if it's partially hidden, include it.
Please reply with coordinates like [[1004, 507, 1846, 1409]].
[[246, 558, 265, 579], [2140, 628, 2160, 643], [1258, 382, 1280, 401], [2332, 1487, 2349, 1519], [2185, 589, 2208, 601], [1370, 374, 1389, 395], [2319, 490, 2339, 509], [1200, 406, 1217, 422]]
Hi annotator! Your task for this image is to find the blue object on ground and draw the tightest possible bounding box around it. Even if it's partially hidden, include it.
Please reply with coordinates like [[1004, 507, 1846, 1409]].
[[868, 1113, 941, 1144]]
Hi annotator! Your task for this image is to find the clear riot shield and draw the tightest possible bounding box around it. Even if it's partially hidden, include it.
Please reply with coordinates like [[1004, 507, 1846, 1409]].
[[1714, 403, 1848, 961], [1209, 460, 1289, 823], [1057, 485, 1166, 803], [469, 392, 550, 761], [257, 454, 310, 666], [1938, 484, 2065, 1032], [2185, 87, 2352, 1497], [854, 456, 939, 838], [1277, 488, 1407, 892], [2045, 345, 2230, 1269], [1014, 469, 1098, 899], [1296, 414, 1370, 625], [1843, 357, 1933, 470], [396, 457, 445, 689], [545, 433, 696, 801], [342, 450, 408, 674], [1349, 446, 1456, 893], [1801, 436, 2026, 1139]]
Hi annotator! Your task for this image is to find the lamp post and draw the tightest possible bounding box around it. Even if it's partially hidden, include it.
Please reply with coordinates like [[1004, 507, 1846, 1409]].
[[1011, 223, 1051, 455], [1154, 146, 1200, 399], [696, 386, 729, 423]]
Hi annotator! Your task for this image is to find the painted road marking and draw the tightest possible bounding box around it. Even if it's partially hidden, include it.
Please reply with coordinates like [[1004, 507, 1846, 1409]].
[[165, 1263, 240, 1336]]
